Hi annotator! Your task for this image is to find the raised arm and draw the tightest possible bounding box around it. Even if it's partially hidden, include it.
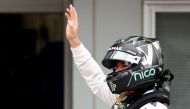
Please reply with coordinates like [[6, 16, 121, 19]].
[[65, 4, 81, 48], [65, 4, 117, 107]]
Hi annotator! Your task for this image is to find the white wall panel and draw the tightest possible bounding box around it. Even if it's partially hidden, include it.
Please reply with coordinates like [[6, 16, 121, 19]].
[[0, 0, 63, 13], [73, 0, 94, 109]]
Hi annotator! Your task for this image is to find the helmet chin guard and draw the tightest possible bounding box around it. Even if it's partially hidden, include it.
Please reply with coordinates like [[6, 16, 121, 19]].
[[106, 65, 162, 94]]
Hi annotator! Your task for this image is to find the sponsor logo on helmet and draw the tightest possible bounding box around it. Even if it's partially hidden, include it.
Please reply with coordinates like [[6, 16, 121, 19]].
[[109, 82, 117, 92], [108, 47, 122, 51], [133, 68, 156, 81]]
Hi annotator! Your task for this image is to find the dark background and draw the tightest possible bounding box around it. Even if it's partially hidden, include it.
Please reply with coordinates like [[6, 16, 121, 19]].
[[0, 14, 64, 109]]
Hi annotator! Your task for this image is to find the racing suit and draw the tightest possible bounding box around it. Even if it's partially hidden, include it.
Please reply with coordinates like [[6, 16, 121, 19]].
[[71, 43, 168, 109]]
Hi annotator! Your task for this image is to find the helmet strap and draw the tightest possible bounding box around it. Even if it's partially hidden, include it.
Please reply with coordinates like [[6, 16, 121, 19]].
[[116, 91, 134, 104]]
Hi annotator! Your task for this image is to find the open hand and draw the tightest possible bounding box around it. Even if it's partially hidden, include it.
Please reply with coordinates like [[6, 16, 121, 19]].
[[65, 4, 81, 48]]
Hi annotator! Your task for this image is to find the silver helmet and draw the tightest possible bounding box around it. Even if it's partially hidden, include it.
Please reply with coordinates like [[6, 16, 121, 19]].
[[102, 36, 164, 94]]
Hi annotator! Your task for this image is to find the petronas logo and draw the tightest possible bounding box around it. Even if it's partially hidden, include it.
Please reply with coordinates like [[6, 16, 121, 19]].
[[109, 82, 117, 92]]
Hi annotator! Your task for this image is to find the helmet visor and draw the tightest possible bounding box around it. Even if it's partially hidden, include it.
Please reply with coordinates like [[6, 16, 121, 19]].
[[102, 50, 141, 69]]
